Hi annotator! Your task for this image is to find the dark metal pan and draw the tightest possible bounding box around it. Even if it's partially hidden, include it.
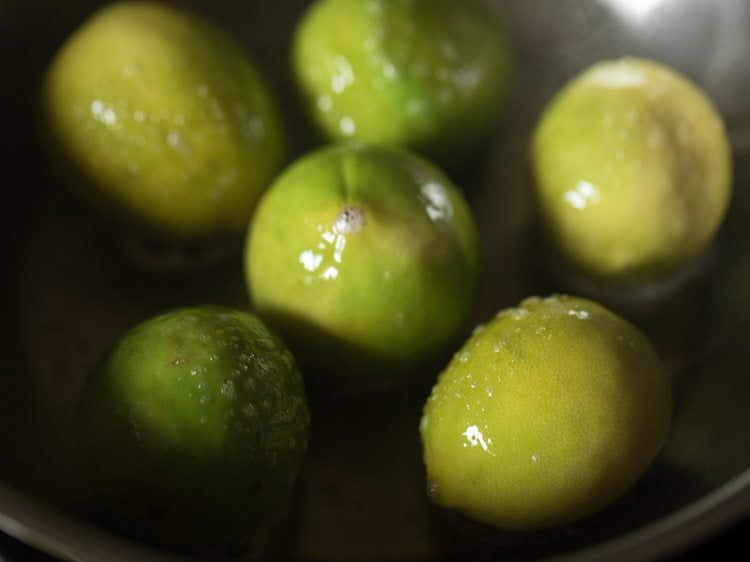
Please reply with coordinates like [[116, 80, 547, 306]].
[[3, 0, 750, 559]]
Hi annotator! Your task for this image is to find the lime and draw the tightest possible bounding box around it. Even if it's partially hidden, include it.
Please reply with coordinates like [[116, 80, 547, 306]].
[[420, 294, 671, 530], [531, 58, 732, 281], [75, 306, 309, 552], [244, 142, 481, 391], [42, 2, 284, 241], [292, 0, 512, 166]]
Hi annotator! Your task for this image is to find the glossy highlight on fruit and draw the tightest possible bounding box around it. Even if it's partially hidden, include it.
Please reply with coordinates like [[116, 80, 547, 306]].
[[75, 306, 309, 552], [42, 2, 284, 241], [420, 295, 671, 531], [531, 57, 732, 281], [292, 0, 512, 166], [245, 142, 481, 391]]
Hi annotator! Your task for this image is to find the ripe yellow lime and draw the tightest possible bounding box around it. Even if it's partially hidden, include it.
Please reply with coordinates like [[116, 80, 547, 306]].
[[420, 295, 671, 530], [292, 0, 512, 166], [75, 306, 309, 552], [531, 58, 732, 281], [42, 2, 284, 241], [244, 142, 481, 391]]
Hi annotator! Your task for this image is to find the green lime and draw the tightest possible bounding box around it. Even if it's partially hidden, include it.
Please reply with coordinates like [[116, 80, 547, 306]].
[[531, 57, 732, 281], [292, 0, 512, 166], [244, 142, 481, 391], [420, 295, 671, 530], [42, 2, 284, 241], [75, 306, 309, 553]]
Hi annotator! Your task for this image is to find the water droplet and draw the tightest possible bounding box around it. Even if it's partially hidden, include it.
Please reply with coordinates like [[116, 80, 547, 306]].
[[317, 95, 332, 112], [420, 181, 454, 222], [221, 380, 236, 400], [566, 309, 590, 320], [405, 99, 426, 116], [330, 55, 354, 94], [564, 179, 600, 210], [427, 479, 440, 501], [510, 308, 529, 320], [320, 266, 338, 280], [90, 99, 117, 127], [382, 62, 398, 80], [463, 425, 494, 455], [166, 129, 190, 156], [339, 116, 356, 136], [299, 249, 323, 272], [256, 337, 275, 350]]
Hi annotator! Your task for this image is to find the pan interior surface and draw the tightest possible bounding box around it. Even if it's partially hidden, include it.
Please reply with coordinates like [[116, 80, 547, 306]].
[[2, 0, 750, 560]]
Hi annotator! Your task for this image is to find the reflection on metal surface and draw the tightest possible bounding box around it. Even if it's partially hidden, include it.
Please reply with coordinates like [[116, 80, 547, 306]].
[[598, 0, 668, 21]]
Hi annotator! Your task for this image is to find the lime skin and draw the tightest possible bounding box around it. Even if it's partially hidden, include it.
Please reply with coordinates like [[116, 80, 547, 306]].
[[42, 2, 284, 242], [420, 295, 672, 531], [75, 306, 310, 553], [531, 57, 732, 282], [244, 142, 481, 391], [292, 0, 512, 167]]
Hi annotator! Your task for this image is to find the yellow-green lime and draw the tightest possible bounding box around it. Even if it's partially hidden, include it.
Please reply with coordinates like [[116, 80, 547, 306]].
[[75, 306, 309, 552], [420, 294, 671, 530], [531, 58, 731, 281], [245, 142, 481, 391], [42, 2, 284, 241], [292, 0, 512, 166]]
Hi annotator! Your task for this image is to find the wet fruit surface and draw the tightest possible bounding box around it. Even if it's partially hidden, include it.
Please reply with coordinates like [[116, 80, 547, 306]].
[[292, 0, 512, 166], [420, 294, 672, 531], [75, 306, 309, 552], [42, 2, 284, 241], [531, 58, 732, 281], [245, 142, 481, 391]]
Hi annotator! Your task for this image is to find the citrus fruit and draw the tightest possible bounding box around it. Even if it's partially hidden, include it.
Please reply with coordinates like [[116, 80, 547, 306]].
[[531, 57, 732, 281], [42, 2, 284, 241], [420, 294, 671, 530], [75, 306, 309, 552], [292, 0, 512, 166], [244, 142, 481, 391]]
